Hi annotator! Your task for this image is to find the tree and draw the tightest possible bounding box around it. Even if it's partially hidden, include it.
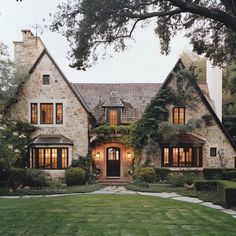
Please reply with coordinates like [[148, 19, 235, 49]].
[[0, 42, 27, 113], [51, 0, 236, 70]]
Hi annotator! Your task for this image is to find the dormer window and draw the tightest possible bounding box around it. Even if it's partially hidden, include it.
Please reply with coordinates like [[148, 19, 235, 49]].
[[107, 108, 120, 127], [173, 107, 185, 125], [43, 74, 50, 85]]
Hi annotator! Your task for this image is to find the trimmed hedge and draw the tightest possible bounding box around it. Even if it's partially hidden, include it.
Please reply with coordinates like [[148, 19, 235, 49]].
[[223, 170, 236, 180], [65, 167, 86, 186], [203, 168, 223, 180], [224, 188, 236, 208], [195, 180, 223, 191], [155, 168, 171, 181]]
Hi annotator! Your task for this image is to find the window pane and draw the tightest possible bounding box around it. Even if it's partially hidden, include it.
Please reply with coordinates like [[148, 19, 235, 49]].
[[40, 103, 53, 124], [172, 148, 178, 166], [179, 108, 185, 125], [45, 149, 51, 168], [62, 149, 68, 168], [173, 108, 179, 125], [52, 149, 57, 168], [185, 148, 192, 166], [109, 110, 118, 127], [56, 103, 63, 124], [31, 103, 38, 124], [179, 148, 185, 166], [43, 75, 50, 85], [163, 148, 169, 166], [39, 149, 44, 168]]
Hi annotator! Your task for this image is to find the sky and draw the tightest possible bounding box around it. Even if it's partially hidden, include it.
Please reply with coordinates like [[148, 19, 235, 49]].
[[0, 0, 192, 83]]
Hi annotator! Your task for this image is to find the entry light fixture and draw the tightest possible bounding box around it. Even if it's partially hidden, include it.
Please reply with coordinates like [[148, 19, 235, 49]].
[[127, 152, 132, 159], [96, 152, 100, 159]]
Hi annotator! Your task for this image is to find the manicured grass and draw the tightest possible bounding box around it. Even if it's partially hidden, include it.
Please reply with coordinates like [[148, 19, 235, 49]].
[[0, 184, 103, 196], [0, 194, 236, 235]]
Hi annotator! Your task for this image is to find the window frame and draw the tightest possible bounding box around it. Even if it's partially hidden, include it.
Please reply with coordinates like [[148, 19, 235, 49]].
[[161, 146, 202, 167], [56, 103, 63, 124], [40, 103, 54, 125], [31, 147, 68, 169], [106, 108, 121, 126], [30, 103, 38, 124], [210, 147, 217, 157], [173, 107, 185, 125], [42, 74, 50, 85]]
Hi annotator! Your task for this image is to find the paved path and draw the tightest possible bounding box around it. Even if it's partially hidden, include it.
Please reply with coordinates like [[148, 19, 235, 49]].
[[0, 186, 236, 219]]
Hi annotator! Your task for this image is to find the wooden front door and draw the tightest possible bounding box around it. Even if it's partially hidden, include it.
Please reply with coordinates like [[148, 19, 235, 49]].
[[106, 147, 120, 177]]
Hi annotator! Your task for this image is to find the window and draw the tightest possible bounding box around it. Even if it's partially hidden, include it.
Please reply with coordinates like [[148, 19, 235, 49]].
[[31, 148, 68, 169], [56, 103, 63, 124], [31, 103, 38, 124], [43, 74, 50, 85], [162, 147, 202, 167], [210, 147, 217, 157], [107, 108, 120, 127], [173, 107, 185, 125], [40, 103, 53, 124]]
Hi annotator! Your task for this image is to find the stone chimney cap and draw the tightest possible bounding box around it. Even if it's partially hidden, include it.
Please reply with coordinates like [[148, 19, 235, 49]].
[[21, 29, 34, 36]]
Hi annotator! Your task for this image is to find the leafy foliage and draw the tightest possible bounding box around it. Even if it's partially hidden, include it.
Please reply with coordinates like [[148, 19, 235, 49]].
[[65, 167, 86, 186], [51, 0, 236, 70]]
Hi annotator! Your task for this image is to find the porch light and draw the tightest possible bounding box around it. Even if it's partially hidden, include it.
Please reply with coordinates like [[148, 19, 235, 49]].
[[127, 152, 132, 159], [96, 152, 100, 158]]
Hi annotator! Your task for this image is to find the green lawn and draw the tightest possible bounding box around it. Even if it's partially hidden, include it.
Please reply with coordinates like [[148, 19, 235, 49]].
[[0, 194, 236, 236]]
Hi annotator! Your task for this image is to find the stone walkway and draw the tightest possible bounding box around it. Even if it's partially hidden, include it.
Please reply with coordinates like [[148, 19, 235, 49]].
[[1, 186, 236, 219]]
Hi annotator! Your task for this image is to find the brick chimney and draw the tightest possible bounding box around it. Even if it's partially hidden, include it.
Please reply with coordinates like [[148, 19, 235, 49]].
[[206, 60, 222, 121], [13, 30, 45, 73]]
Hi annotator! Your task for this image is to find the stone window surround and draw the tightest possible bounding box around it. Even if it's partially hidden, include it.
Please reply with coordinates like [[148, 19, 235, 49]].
[[28, 99, 66, 127]]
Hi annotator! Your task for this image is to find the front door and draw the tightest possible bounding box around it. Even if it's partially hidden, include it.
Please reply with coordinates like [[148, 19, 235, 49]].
[[106, 147, 120, 177]]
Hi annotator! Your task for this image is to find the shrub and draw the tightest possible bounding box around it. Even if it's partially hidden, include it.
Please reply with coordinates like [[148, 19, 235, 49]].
[[65, 167, 86, 186], [6, 168, 48, 189], [203, 168, 223, 180], [224, 188, 236, 208], [167, 172, 186, 187], [223, 170, 236, 180], [135, 167, 155, 183], [155, 168, 171, 182], [194, 180, 223, 192]]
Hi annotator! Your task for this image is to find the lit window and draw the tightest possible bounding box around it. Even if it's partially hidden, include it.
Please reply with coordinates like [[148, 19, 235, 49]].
[[173, 107, 185, 125], [107, 109, 119, 127], [40, 103, 53, 124], [31, 103, 38, 124], [32, 148, 68, 169], [56, 103, 63, 124], [210, 147, 217, 157], [43, 75, 50, 85], [108, 148, 120, 160], [162, 147, 202, 167]]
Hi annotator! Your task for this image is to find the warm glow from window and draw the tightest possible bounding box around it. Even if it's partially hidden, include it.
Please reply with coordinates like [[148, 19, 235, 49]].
[[56, 103, 63, 124], [45, 149, 51, 168], [109, 110, 118, 127], [163, 148, 169, 166], [173, 107, 185, 125], [62, 149, 68, 168], [52, 149, 57, 168], [40, 103, 53, 124], [31, 103, 38, 124], [108, 148, 119, 160], [39, 149, 44, 167]]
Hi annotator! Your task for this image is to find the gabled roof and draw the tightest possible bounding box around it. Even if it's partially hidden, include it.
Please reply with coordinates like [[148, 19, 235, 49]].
[[158, 58, 236, 151], [29, 49, 91, 115], [103, 91, 124, 107]]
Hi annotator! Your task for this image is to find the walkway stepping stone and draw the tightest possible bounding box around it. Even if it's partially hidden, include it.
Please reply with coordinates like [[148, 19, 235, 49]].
[[137, 192, 180, 198], [172, 196, 203, 204], [200, 202, 224, 210], [221, 209, 236, 215]]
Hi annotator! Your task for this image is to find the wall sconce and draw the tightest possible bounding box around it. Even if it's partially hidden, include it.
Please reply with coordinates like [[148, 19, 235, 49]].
[[127, 152, 132, 159], [96, 152, 100, 159]]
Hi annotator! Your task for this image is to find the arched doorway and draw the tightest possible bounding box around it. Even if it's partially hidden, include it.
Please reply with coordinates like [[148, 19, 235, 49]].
[[106, 147, 120, 177]]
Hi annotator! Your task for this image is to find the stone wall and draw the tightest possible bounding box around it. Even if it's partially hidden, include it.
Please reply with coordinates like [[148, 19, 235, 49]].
[[7, 52, 89, 159]]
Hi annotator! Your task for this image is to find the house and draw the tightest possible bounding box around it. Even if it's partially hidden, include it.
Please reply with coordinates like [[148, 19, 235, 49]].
[[5, 30, 236, 181]]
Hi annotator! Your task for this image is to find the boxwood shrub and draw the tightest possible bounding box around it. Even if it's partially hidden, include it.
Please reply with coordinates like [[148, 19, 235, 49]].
[[194, 180, 223, 191], [135, 167, 155, 183], [224, 188, 236, 208], [155, 168, 171, 182], [65, 167, 86, 186], [223, 170, 236, 180], [203, 168, 224, 180]]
